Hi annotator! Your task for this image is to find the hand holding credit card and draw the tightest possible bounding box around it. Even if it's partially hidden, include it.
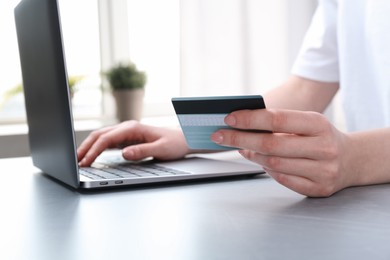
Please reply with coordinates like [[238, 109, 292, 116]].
[[172, 95, 267, 150]]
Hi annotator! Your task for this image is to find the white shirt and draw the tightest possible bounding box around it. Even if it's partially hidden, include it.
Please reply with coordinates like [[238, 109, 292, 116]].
[[292, 0, 390, 132]]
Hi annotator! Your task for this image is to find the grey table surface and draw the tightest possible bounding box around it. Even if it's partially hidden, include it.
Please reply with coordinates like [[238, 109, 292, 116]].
[[1, 156, 390, 260]]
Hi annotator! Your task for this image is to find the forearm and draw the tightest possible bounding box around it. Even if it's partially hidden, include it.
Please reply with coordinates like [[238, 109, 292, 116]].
[[264, 75, 339, 112], [344, 128, 390, 187], [189, 76, 340, 155]]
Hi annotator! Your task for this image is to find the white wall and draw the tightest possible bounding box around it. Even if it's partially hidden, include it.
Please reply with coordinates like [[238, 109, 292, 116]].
[[0, 0, 318, 157], [180, 0, 317, 96]]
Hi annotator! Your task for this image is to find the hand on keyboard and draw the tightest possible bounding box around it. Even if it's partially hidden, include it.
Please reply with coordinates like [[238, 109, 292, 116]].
[[77, 121, 190, 167]]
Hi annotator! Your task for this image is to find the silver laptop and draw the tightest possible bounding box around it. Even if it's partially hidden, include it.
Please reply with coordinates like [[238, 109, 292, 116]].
[[14, 0, 264, 189]]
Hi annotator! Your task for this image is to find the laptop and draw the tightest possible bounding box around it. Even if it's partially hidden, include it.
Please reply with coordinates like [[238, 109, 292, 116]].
[[14, 0, 264, 189]]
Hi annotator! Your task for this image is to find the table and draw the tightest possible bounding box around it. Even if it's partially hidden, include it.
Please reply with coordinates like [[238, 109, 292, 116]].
[[1, 156, 390, 260]]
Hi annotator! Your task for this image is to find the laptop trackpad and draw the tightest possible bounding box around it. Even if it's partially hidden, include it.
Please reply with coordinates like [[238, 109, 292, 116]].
[[156, 157, 263, 175]]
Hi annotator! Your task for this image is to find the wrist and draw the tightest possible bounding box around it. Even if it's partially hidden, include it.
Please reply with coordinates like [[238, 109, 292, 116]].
[[343, 129, 390, 187]]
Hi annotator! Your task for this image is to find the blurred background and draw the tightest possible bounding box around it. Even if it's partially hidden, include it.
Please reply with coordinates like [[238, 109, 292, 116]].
[[0, 0, 318, 157]]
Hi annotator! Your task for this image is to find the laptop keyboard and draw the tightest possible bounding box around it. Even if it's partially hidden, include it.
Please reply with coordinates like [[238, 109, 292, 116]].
[[80, 163, 191, 180]]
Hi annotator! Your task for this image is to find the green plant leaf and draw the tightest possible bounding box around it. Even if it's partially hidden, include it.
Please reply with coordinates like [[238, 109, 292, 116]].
[[105, 62, 147, 90]]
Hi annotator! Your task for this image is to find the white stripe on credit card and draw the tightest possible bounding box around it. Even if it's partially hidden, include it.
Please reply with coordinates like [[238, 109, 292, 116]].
[[177, 114, 228, 126]]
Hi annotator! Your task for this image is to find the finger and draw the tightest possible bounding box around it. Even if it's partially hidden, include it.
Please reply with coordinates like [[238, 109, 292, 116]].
[[241, 149, 340, 197], [122, 142, 160, 161], [77, 126, 115, 161], [78, 125, 140, 166], [266, 168, 337, 197], [239, 149, 326, 181], [212, 130, 334, 160], [226, 109, 331, 136], [264, 169, 322, 197], [80, 124, 145, 166], [240, 150, 313, 177], [78, 121, 149, 166], [122, 137, 186, 161]]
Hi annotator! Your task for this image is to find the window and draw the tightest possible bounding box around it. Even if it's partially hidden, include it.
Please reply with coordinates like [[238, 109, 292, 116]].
[[127, 0, 181, 116], [59, 0, 102, 119], [0, 0, 102, 124], [0, 0, 181, 125], [1, 0, 317, 158], [179, 0, 316, 96], [0, 0, 24, 124], [1, 0, 315, 126]]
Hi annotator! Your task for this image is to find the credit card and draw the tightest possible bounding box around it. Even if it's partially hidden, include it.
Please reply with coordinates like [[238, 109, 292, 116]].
[[172, 95, 266, 150]]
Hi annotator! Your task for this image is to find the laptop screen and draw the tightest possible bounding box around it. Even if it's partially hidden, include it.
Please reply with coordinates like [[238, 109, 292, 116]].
[[15, 0, 79, 187]]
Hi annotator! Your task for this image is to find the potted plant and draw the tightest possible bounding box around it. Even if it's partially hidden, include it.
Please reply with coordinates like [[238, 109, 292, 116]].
[[0, 83, 23, 110], [68, 75, 84, 98], [105, 62, 147, 122], [0, 76, 83, 110]]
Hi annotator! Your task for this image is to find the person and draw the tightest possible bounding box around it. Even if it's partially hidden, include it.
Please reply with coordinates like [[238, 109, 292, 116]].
[[77, 0, 390, 197]]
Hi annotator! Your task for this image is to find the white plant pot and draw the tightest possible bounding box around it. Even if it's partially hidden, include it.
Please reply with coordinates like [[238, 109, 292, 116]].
[[112, 89, 144, 122]]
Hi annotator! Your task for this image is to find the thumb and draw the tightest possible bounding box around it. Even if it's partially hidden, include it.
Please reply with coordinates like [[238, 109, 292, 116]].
[[122, 142, 160, 161]]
